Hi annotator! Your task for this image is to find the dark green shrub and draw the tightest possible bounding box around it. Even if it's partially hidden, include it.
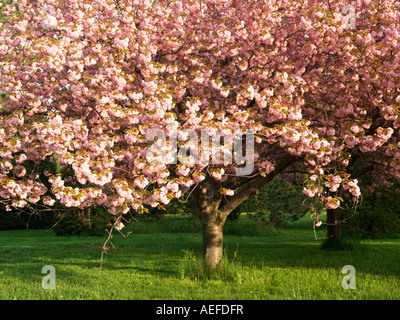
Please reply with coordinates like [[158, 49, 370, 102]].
[[0, 206, 56, 230], [232, 180, 308, 227], [0, 209, 26, 230], [129, 197, 199, 223], [226, 207, 242, 222], [20, 211, 56, 229], [53, 207, 111, 237], [343, 190, 400, 239]]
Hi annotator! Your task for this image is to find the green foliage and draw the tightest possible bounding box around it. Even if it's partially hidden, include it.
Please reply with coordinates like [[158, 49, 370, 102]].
[[0, 209, 56, 231], [123, 193, 199, 224], [128, 214, 202, 234], [53, 207, 111, 237], [224, 214, 278, 236], [232, 180, 308, 227], [168, 198, 198, 215], [126, 212, 278, 236], [0, 209, 27, 230], [343, 188, 400, 239], [145, 198, 198, 221]]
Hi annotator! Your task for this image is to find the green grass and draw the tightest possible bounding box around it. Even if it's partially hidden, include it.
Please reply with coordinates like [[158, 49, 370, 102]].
[[0, 214, 399, 299]]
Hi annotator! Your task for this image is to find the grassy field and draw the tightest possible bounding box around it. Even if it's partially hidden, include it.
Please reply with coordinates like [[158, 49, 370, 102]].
[[0, 213, 399, 300]]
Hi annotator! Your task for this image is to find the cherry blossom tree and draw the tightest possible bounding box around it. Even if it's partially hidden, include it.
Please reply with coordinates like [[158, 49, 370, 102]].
[[1, 0, 400, 270]]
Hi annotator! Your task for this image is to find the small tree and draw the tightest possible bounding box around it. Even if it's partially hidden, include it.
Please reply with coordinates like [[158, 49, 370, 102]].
[[231, 180, 308, 227], [343, 177, 400, 239]]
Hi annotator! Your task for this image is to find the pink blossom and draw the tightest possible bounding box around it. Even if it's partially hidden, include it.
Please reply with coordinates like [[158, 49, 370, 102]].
[[43, 196, 56, 206], [1, 0, 399, 222], [325, 197, 340, 209], [223, 189, 234, 196]]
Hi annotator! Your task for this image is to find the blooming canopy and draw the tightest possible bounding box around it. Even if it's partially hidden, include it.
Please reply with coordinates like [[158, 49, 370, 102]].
[[0, 0, 399, 217]]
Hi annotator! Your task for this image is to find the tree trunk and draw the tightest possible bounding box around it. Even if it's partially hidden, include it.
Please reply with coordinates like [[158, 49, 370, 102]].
[[327, 208, 341, 247], [202, 215, 225, 272], [195, 183, 227, 272], [194, 155, 298, 270]]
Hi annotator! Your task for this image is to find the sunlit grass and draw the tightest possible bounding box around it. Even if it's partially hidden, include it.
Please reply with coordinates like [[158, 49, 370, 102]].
[[0, 214, 399, 299]]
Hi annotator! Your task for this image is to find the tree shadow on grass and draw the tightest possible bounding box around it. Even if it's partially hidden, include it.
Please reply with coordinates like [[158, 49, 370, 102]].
[[221, 235, 400, 280], [0, 231, 201, 287], [0, 228, 399, 294]]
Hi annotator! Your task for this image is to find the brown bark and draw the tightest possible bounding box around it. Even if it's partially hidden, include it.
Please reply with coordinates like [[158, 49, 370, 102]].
[[202, 214, 225, 272], [220, 154, 298, 214], [195, 155, 298, 271], [195, 183, 226, 271], [327, 208, 341, 247]]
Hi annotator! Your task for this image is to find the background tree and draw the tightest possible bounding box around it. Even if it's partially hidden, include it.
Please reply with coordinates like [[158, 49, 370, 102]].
[[1, 0, 400, 271], [230, 179, 308, 228]]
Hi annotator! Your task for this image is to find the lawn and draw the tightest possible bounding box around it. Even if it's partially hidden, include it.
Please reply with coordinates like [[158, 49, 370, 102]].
[[0, 214, 399, 300]]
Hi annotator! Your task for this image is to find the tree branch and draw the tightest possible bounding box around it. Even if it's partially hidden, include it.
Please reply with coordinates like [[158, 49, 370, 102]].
[[219, 154, 298, 216]]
